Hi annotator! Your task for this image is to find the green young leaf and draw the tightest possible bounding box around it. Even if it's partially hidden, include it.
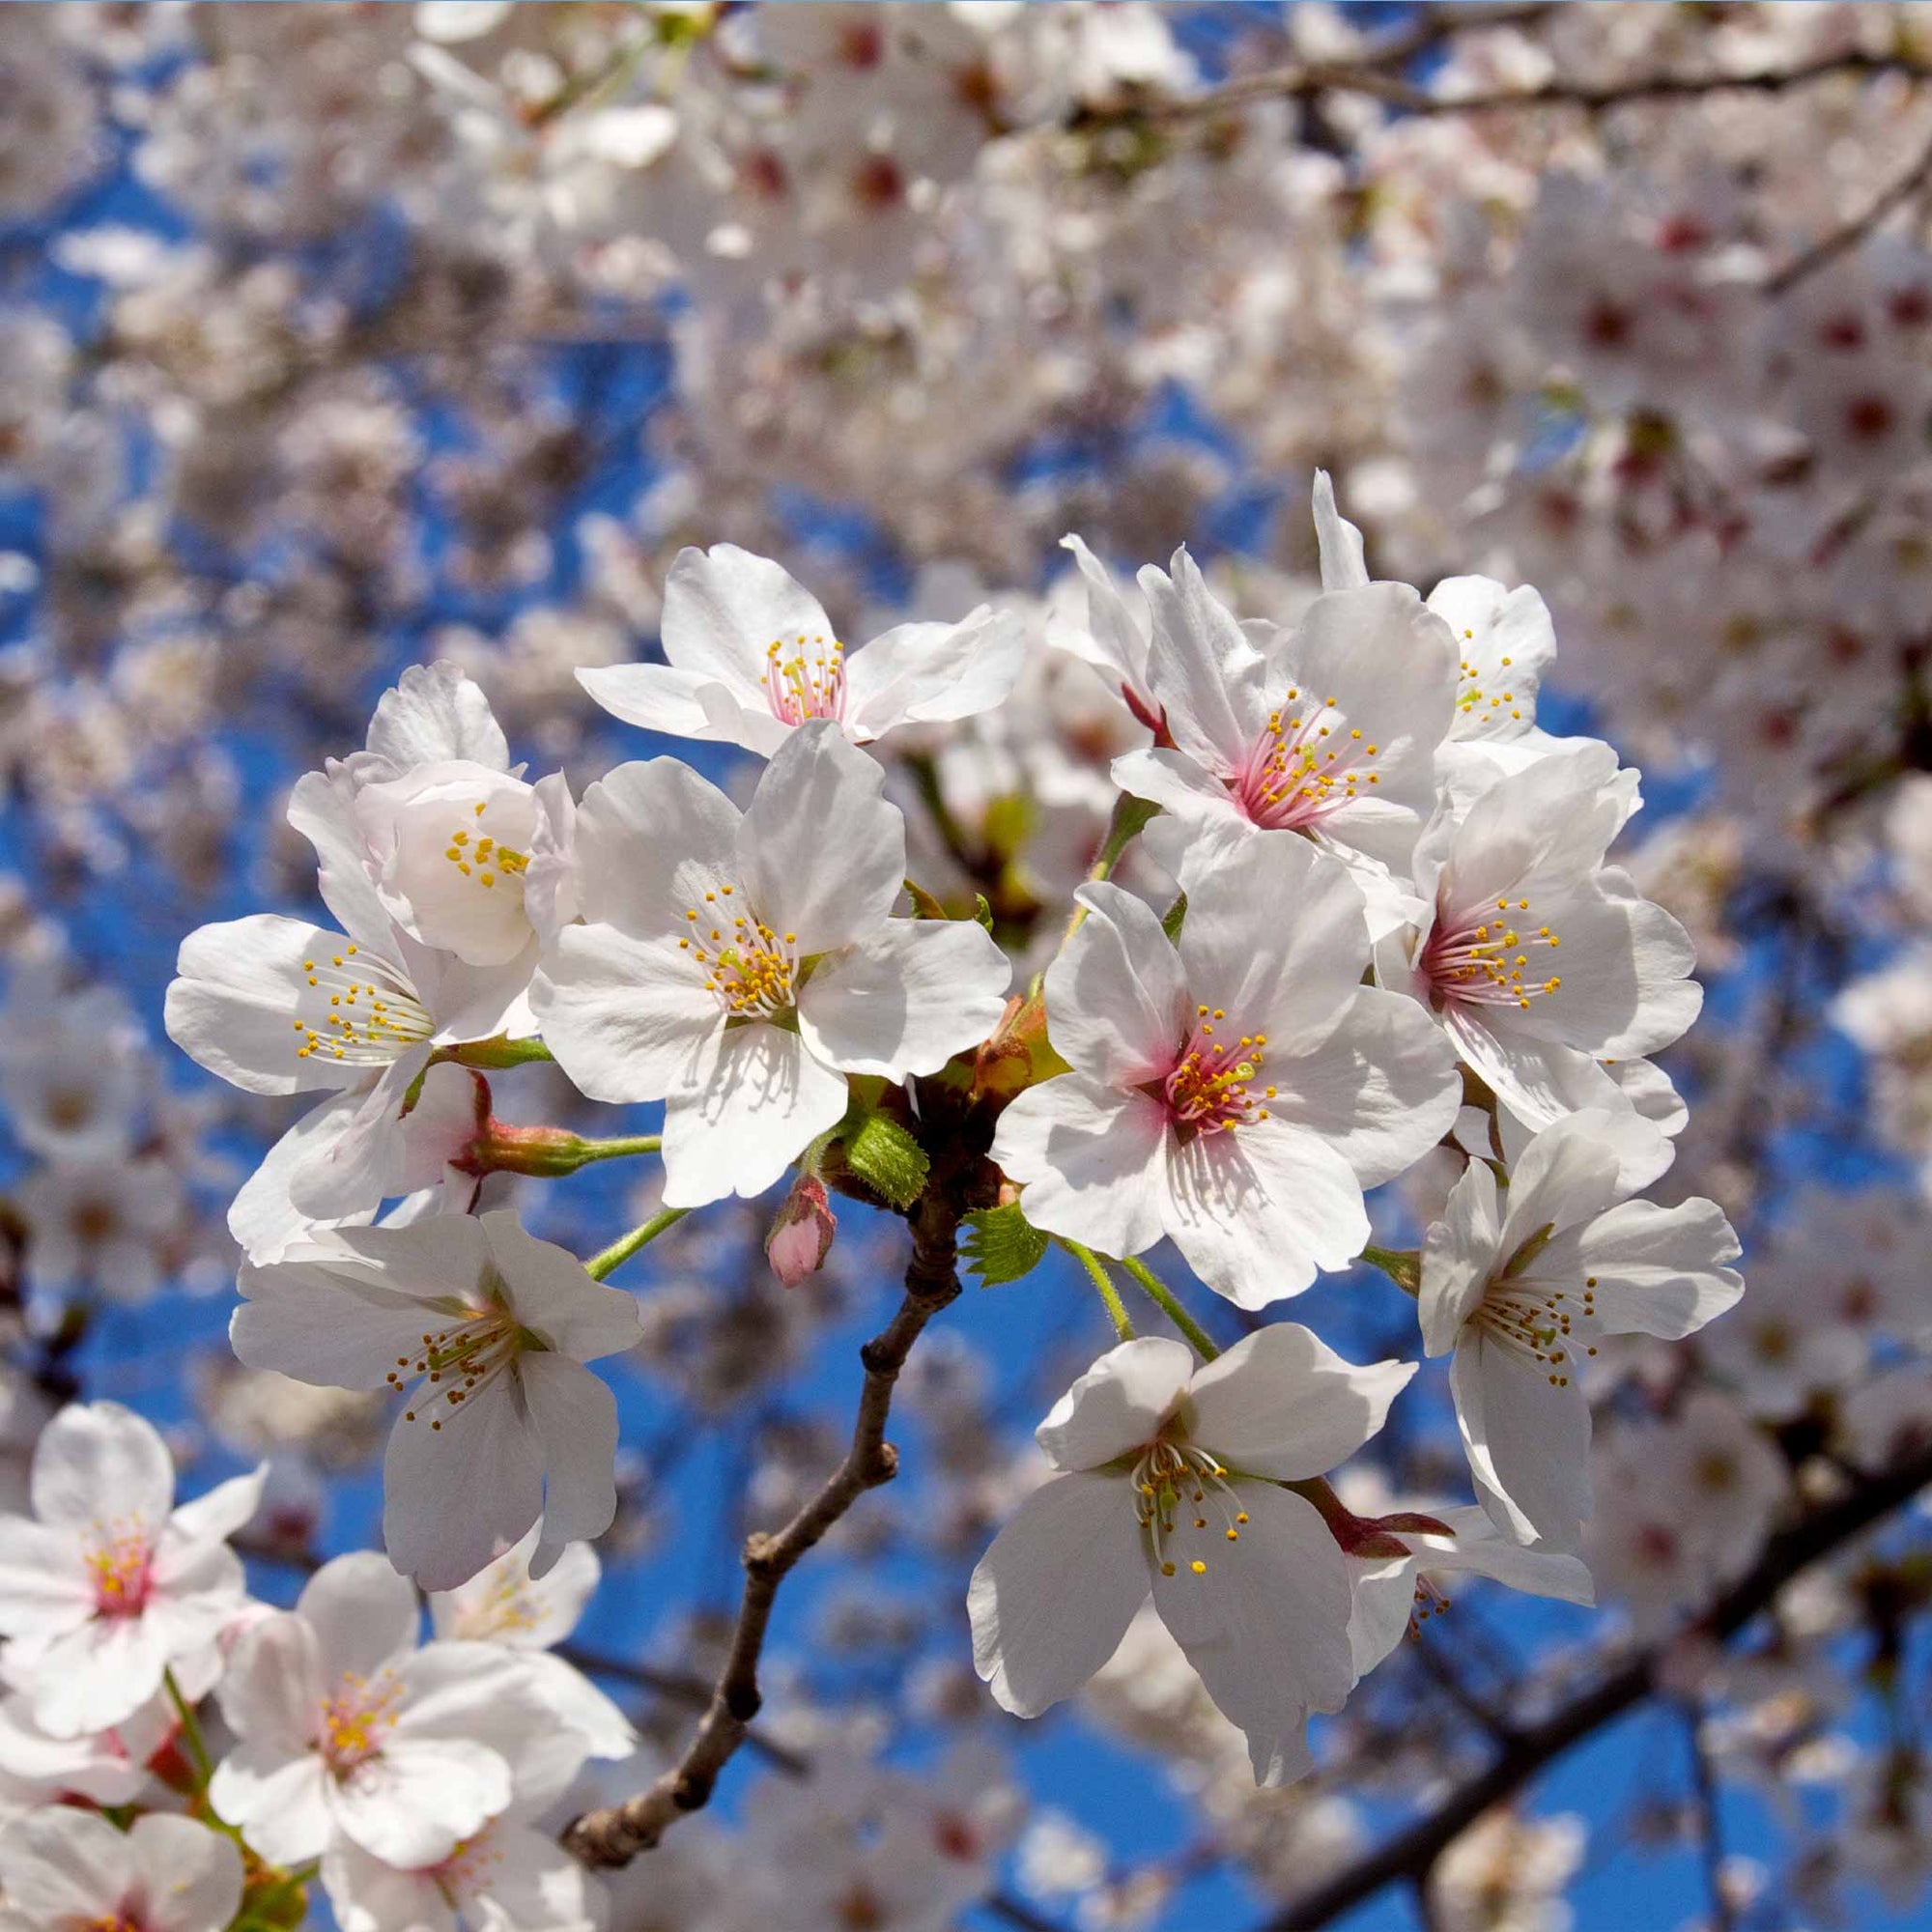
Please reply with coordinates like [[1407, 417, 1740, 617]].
[[843, 1111, 930, 1210], [963, 1203, 1050, 1286]]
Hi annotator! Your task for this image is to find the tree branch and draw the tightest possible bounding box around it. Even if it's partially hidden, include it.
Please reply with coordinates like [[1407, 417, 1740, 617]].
[[1766, 120, 1932, 297], [561, 1202, 965, 1866], [1682, 1697, 1736, 1932], [1255, 1439, 1932, 1931], [1136, 44, 1932, 126]]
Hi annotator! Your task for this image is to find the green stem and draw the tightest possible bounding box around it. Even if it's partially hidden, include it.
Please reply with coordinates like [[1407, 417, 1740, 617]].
[[1062, 1239, 1136, 1342], [570, 1133, 662, 1165], [1360, 1244, 1421, 1295], [586, 1208, 688, 1280], [1055, 793, 1159, 953], [1119, 1256, 1219, 1359], [164, 1668, 213, 1788]]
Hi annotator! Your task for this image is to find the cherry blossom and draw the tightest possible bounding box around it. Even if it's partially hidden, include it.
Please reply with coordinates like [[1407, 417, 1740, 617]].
[[579, 543, 1024, 755], [994, 832, 1460, 1305], [1384, 744, 1701, 1131], [1420, 1111, 1742, 1549], [233, 1211, 641, 1589], [534, 720, 1011, 1207], [1109, 544, 1460, 899], [209, 1550, 550, 1869], [970, 1327, 1413, 1783], [0, 1402, 262, 1739], [0, 1810, 242, 1932], [164, 671, 549, 1259]]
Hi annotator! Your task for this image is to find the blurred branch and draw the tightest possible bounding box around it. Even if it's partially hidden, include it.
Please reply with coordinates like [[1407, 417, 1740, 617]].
[[1140, 43, 1932, 125], [1766, 121, 1932, 296], [561, 1196, 966, 1867], [1683, 1698, 1736, 1932], [1254, 1437, 1932, 1931]]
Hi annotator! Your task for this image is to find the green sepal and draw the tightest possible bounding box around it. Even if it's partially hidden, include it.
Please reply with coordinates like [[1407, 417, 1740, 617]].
[[961, 1202, 1048, 1286], [842, 1110, 929, 1211], [1160, 892, 1187, 941]]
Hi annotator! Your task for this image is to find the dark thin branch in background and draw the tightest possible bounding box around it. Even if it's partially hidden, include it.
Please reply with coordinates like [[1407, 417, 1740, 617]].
[[1255, 1440, 1932, 1931], [1138, 43, 1932, 126], [1683, 1699, 1736, 1932], [1767, 122, 1932, 296]]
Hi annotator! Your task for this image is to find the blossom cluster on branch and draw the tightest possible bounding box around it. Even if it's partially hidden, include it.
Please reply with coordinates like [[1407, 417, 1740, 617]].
[[3, 5, 1932, 1932]]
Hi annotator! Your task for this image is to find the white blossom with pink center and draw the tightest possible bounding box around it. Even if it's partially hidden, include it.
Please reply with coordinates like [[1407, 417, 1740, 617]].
[[0, 1810, 242, 1932], [210, 1551, 559, 1872], [1383, 742, 1701, 1131], [992, 832, 1461, 1308], [1109, 543, 1459, 924], [579, 542, 1025, 757], [0, 1403, 262, 1741]]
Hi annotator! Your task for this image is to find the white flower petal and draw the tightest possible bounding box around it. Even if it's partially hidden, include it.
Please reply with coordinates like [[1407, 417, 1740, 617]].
[[660, 544, 832, 704], [384, 1383, 546, 1593], [1161, 1122, 1368, 1307], [1042, 881, 1189, 1086], [1564, 1197, 1744, 1340], [1036, 1337, 1196, 1471], [298, 1551, 421, 1682], [167, 916, 377, 1096], [1187, 1324, 1413, 1480], [533, 923, 720, 1106], [520, 1353, 620, 1566], [1265, 986, 1462, 1186], [128, 1815, 245, 1932], [1179, 835, 1370, 1056], [842, 607, 1025, 738], [1453, 1335, 1593, 1550], [659, 1021, 850, 1208], [364, 663, 510, 776], [1419, 1158, 1502, 1357], [566, 754, 741, 939], [991, 1078, 1170, 1261], [32, 1399, 174, 1531], [798, 917, 1010, 1080], [968, 1472, 1151, 1718], [1151, 1481, 1352, 1781], [0, 1808, 128, 1922], [738, 722, 904, 955]]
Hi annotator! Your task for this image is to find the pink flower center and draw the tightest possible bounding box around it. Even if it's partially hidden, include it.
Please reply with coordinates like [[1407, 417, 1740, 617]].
[[1418, 893, 1562, 1013], [764, 632, 846, 725], [319, 1669, 404, 1776], [84, 1523, 155, 1620], [1158, 1008, 1271, 1139], [435, 1826, 506, 1901], [1231, 690, 1381, 831]]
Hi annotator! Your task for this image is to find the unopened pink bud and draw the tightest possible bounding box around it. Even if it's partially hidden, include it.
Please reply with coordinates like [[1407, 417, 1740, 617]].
[[767, 1174, 836, 1287]]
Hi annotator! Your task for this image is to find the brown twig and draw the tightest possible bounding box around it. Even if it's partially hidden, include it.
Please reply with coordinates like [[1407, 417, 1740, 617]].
[[1255, 1438, 1932, 1930], [561, 1199, 965, 1866], [1137, 44, 1932, 127], [1766, 121, 1932, 297], [1682, 1698, 1736, 1932]]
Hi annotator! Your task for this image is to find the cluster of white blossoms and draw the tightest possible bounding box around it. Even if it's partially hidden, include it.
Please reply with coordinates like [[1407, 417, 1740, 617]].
[[0, 1400, 630, 1932], [9, 4, 1932, 1925], [5, 468, 1722, 1927]]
